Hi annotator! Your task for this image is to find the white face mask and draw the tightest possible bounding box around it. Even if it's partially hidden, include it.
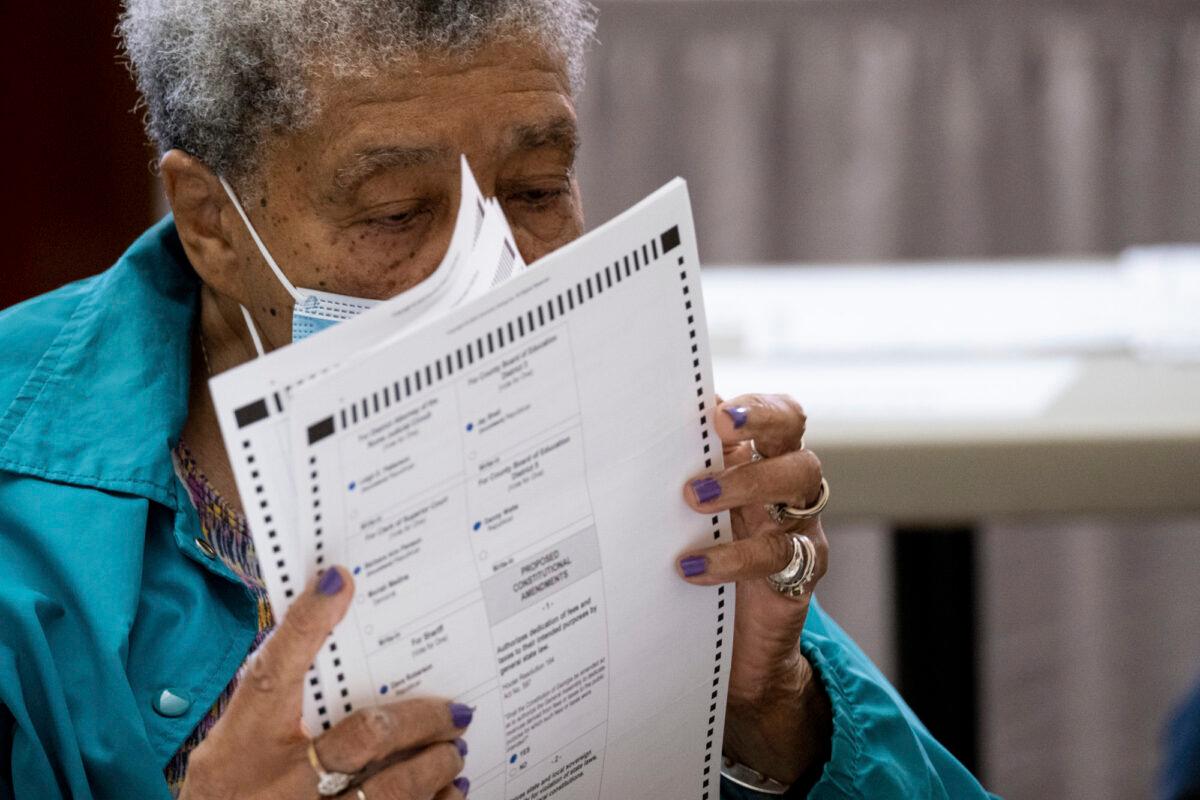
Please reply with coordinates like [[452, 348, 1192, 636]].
[[219, 177, 381, 353]]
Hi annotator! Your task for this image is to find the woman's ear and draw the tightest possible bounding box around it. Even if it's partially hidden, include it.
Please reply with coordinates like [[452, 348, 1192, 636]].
[[159, 149, 243, 297]]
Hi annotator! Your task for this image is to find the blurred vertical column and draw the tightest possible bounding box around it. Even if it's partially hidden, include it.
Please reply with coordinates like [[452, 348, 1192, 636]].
[[1, 1, 156, 310]]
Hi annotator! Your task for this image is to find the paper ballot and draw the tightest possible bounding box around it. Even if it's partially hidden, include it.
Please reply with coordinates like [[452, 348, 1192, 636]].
[[211, 168, 733, 800]]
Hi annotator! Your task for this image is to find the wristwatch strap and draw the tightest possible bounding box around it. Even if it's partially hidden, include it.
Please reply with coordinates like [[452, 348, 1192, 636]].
[[720, 756, 792, 795]]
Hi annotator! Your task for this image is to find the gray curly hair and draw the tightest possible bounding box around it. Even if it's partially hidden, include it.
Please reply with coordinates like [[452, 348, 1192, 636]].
[[119, 0, 598, 181]]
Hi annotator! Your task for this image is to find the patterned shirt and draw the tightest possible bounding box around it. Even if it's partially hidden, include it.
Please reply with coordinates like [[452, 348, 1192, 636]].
[[164, 441, 275, 795]]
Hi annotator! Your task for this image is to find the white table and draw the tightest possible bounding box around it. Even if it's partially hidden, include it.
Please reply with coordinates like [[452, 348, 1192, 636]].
[[703, 261, 1200, 522]]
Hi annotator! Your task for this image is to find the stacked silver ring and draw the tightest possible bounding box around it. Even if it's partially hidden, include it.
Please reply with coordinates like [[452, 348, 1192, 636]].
[[766, 534, 818, 598]]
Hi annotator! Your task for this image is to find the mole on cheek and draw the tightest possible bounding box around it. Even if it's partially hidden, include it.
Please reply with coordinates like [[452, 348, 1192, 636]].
[[260, 197, 268, 208], [319, 280, 328, 288], [269, 308, 278, 317]]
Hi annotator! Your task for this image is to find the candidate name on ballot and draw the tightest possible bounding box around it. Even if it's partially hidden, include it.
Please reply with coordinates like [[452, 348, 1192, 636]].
[[286, 180, 732, 800]]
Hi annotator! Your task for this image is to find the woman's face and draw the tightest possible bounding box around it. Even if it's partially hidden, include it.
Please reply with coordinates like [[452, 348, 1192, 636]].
[[206, 38, 584, 349]]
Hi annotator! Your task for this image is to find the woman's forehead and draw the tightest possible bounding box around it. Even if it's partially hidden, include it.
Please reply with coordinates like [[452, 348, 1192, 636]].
[[266, 41, 578, 193]]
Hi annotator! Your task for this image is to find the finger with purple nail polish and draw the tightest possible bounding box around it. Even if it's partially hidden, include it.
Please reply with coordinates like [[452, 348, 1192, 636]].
[[690, 477, 721, 504], [679, 555, 708, 578], [449, 702, 474, 728], [317, 567, 344, 596], [723, 405, 749, 429]]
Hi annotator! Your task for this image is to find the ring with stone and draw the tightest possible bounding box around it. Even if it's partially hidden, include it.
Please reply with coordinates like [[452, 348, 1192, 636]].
[[766, 478, 830, 525], [307, 739, 355, 796]]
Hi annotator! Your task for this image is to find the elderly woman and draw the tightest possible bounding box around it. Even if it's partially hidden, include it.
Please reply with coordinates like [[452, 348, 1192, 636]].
[[0, 2, 992, 799]]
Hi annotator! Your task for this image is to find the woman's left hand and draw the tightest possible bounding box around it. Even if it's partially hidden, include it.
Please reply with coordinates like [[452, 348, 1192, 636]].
[[677, 393, 832, 787]]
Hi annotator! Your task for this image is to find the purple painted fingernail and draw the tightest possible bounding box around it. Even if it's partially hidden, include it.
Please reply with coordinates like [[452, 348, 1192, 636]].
[[679, 555, 708, 577], [450, 702, 474, 728], [455, 737, 468, 757], [690, 477, 722, 504], [723, 406, 749, 429], [317, 568, 344, 596], [454, 776, 470, 795]]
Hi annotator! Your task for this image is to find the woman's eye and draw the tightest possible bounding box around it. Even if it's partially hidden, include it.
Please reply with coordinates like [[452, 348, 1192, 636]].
[[369, 205, 430, 230], [508, 187, 567, 208]]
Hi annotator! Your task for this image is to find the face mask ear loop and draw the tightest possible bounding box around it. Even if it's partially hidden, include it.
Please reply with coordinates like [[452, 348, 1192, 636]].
[[218, 175, 306, 304], [238, 304, 267, 358]]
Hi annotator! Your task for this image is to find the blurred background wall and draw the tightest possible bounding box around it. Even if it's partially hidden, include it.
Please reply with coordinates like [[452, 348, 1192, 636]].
[[5, 2, 1200, 798], [2, 1, 155, 309], [577, 0, 1200, 261]]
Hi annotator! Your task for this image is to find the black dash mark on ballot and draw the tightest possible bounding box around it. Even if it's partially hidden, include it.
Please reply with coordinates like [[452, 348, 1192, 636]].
[[373, 393, 379, 413], [425, 364, 433, 387], [404, 376, 412, 397], [307, 416, 335, 444], [538, 305, 546, 326], [235, 399, 269, 429], [651, 238, 659, 260], [457, 349, 464, 370], [642, 243, 649, 265], [273, 392, 284, 413], [586, 276, 594, 299], [633, 250, 641, 271], [661, 226, 681, 253], [350, 404, 358, 424], [436, 360, 443, 381], [517, 315, 525, 338], [624, 255, 631, 277]]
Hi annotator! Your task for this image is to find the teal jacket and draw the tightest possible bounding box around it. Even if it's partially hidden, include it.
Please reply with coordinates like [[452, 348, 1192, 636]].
[[0, 219, 994, 799]]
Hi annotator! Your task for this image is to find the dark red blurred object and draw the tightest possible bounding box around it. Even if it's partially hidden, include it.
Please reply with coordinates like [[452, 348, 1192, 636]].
[[1, 1, 157, 310]]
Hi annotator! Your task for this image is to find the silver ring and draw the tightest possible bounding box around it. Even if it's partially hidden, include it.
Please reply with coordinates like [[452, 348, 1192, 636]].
[[767, 533, 817, 598], [766, 478, 830, 525], [752, 441, 826, 525], [307, 740, 355, 797]]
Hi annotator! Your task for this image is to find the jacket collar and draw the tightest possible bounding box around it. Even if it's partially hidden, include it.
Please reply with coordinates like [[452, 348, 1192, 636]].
[[0, 217, 198, 508]]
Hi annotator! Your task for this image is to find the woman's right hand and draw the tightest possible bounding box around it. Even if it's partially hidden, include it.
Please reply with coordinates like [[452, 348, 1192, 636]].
[[180, 566, 472, 799]]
